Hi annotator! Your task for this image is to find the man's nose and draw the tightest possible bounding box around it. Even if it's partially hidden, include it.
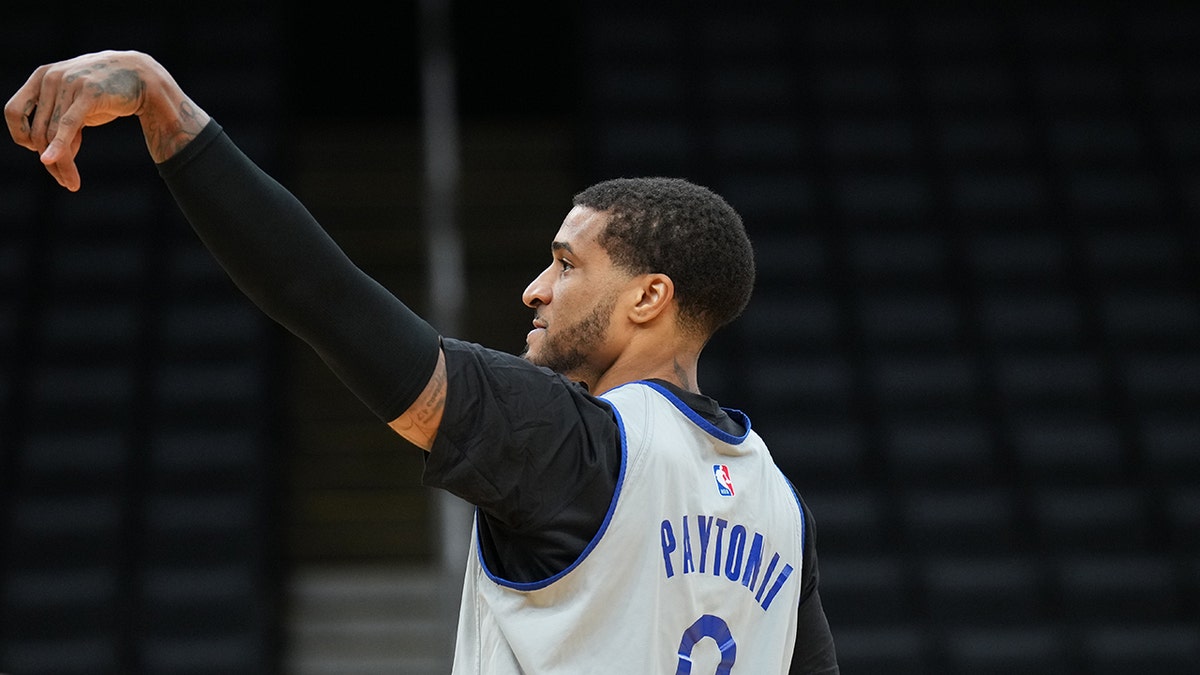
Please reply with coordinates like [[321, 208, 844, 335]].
[[522, 265, 553, 308]]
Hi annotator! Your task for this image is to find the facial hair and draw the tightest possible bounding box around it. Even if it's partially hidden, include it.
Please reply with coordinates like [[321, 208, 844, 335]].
[[523, 292, 616, 377]]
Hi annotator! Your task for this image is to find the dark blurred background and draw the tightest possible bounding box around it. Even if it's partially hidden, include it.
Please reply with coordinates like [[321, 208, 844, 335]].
[[1, 2, 1198, 674]]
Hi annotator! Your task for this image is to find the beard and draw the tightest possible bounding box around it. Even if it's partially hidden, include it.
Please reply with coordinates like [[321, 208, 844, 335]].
[[522, 292, 616, 377]]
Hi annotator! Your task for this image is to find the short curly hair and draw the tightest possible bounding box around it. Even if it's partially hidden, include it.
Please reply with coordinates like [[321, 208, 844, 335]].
[[573, 177, 755, 337]]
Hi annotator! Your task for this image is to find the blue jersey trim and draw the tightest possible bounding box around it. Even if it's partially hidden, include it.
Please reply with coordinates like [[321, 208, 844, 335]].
[[782, 469, 806, 557], [478, 398, 630, 592], [637, 380, 751, 445]]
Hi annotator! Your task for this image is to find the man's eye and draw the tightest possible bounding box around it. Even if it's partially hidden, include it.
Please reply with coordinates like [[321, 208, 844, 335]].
[[559, 259, 573, 271]]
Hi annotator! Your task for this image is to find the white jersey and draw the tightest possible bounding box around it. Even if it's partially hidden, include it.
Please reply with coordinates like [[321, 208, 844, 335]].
[[450, 381, 805, 674]]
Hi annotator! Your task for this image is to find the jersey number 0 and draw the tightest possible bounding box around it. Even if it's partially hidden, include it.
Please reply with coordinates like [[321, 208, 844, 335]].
[[675, 614, 736, 674]]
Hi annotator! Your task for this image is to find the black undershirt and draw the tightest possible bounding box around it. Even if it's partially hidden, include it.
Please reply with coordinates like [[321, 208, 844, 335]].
[[424, 339, 801, 582]]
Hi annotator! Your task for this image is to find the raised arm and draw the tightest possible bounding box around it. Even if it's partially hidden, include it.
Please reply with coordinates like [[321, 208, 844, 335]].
[[6, 51, 447, 450]]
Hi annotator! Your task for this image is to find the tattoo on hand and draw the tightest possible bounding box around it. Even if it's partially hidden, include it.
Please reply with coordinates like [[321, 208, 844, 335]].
[[98, 67, 144, 101]]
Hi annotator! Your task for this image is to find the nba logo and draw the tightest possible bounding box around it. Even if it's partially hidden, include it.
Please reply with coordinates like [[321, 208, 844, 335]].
[[713, 464, 735, 497]]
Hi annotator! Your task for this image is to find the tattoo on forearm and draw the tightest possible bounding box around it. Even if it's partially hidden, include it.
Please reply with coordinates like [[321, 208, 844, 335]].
[[143, 99, 205, 162]]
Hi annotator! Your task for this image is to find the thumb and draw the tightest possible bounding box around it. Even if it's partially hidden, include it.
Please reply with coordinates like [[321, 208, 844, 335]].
[[40, 135, 66, 164], [40, 129, 83, 191]]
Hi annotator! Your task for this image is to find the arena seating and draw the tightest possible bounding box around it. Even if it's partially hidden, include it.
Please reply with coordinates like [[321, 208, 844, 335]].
[[0, 11, 282, 674]]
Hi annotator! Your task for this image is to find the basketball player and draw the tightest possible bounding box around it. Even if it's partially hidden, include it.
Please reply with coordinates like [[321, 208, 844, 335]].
[[7, 50, 839, 673]]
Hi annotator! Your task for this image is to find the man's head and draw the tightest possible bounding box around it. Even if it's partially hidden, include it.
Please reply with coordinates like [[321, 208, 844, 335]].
[[574, 177, 756, 337], [522, 177, 755, 388]]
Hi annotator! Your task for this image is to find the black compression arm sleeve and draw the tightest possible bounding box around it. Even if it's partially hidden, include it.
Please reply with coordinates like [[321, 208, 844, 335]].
[[156, 119, 440, 421]]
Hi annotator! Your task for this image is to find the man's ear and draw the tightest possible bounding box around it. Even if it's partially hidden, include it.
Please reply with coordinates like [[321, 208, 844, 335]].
[[628, 273, 675, 325]]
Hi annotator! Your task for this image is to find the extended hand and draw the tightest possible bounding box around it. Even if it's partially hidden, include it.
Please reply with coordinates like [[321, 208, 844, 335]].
[[4, 50, 208, 191]]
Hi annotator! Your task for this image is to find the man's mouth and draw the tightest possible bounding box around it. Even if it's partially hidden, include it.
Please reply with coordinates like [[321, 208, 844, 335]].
[[527, 317, 548, 347]]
